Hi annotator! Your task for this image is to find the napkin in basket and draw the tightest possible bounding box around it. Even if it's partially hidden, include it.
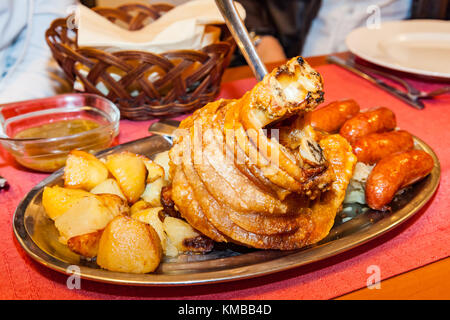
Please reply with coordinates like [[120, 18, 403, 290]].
[[74, 0, 245, 95], [77, 0, 246, 53]]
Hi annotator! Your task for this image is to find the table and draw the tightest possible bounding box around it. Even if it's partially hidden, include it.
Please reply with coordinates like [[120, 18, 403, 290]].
[[223, 52, 450, 300], [1, 52, 449, 300]]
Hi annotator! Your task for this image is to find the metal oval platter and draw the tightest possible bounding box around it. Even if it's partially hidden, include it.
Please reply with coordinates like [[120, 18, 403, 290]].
[[13, 134, 440, 286]]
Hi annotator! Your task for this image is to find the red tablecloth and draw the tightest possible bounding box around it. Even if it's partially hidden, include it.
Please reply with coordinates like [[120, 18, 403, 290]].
[[1, 64, 449, 300]]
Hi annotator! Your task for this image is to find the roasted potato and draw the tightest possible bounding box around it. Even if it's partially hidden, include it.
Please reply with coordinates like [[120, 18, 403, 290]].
[[141, 177, 164, 207], [54, 196, 117, 244], [64, 150, 109, 190], [138, 155, 165, 183], [96, 193, 130, 217], [163, 236, 179, 257], [67, 230, 103, 258], [130, 200, 153, 216], [105, 152, 147, 204], [130, 206, 179, 257], [97, 215, 162, 273], [90, 178, 126, 200], [42, 185, 91, 220], [163, 217, 214, 254], [153, 151, 171, 183], [131, 207, 166, 250], [138, 155, 166, 206]]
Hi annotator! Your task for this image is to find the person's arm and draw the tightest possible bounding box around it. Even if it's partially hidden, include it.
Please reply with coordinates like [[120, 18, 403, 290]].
[[237, 0, 320, 62], [230, 0, 287, 64], [0, 0, 75, 103], [255, 35, 286, 63]]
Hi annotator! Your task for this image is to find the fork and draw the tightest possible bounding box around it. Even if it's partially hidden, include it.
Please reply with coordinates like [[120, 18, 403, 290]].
[[348, 56, 450, 102]]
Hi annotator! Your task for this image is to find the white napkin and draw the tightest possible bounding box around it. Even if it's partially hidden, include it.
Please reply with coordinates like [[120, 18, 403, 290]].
[[77, 0, 246, 54]]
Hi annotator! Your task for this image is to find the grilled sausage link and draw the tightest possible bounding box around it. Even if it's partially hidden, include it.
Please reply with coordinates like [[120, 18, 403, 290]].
[[365, 150, 434, 211], [352, 130, 414, 165], [339, 107, 396, 144], [305, 99, 360, 133]]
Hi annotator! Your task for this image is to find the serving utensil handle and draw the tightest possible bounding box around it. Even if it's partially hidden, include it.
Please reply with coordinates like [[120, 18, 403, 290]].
[[215, 0, 268, 81]]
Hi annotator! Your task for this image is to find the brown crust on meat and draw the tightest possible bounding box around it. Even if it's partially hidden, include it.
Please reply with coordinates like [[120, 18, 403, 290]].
[[183, 236, 214, 253], [168, 57, 357, 250]]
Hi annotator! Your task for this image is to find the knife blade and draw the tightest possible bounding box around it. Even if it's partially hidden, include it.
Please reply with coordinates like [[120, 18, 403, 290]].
[[148, 119, 180, 140], [326, 55, 425, 110]]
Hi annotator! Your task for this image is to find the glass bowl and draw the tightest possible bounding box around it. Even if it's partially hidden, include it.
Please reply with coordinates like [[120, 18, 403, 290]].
[[0, 94, 120, 172]]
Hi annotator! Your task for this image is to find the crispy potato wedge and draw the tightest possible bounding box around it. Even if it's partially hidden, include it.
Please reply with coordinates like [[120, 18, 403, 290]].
[[130, 200, 153, 216], [97, 215, 162, 274], [141, 177, 164, 207], [90, 178, 126, 200], [163, 217, 214, 254], [153, 151, 171, 183], [105, 152, 147, 204], [42, 186, 92, 220], [130, 206, 179, 257], [54, 196, 116, 244], [67, 230, 103, 258], [64, 150, 109, 190], [164, 236, 179, 257], [96, 193, 130, 217], [138, 155, 165, 183], [131, 207, 166, 251]]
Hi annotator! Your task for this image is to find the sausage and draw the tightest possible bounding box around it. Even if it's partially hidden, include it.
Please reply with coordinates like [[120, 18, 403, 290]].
[[339, 107, 396, 144], [365, 150, 434, 211], [305, 99, 360, 133], [352, 130, 414, 165]]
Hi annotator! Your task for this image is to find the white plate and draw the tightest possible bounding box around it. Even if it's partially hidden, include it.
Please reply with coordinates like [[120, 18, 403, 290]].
[[346, 20, 450, 79]]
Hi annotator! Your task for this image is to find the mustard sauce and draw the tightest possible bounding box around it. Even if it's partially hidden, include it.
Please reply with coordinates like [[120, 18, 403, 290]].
[[12, 119, 111, 172], [14, 119, 101, 139]]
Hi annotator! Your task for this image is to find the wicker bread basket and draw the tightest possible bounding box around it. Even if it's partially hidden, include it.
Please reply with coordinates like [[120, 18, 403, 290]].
[[45, 3, 235, 120]]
